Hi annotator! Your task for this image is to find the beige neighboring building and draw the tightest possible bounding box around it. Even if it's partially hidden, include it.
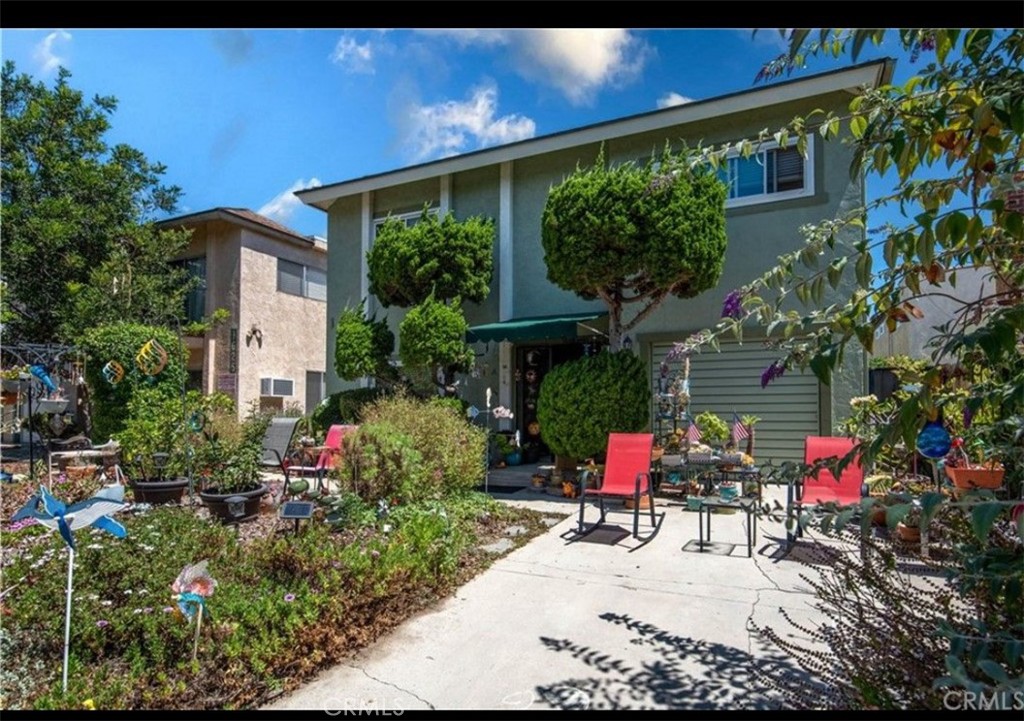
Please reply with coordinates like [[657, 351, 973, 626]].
[[158, 208, 328, 418]]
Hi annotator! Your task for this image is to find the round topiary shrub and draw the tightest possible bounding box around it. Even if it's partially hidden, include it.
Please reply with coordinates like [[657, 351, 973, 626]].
[[536, 350, 650, 461]]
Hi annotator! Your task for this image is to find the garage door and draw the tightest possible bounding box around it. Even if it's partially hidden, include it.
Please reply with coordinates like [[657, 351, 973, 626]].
[[651, 341, 821, 464]]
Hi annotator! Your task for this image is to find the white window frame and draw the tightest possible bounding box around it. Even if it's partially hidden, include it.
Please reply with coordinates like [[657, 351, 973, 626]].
[[260, 377, 294, 397], [721, 139, 815, 210], [372, 207, 440, 237], [277, 259, 326, 302]]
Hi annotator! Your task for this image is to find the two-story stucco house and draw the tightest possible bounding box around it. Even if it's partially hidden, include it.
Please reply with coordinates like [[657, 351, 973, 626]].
[[158, 208, 328, 418], [298, 60, 893, 463]]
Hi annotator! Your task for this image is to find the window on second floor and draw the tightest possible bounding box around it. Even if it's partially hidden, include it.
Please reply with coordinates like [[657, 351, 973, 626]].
[[717, 142, 812, 208], [277, 259, 327, 301], [372, 207, 440, 238], [176, 256, 207, 323]]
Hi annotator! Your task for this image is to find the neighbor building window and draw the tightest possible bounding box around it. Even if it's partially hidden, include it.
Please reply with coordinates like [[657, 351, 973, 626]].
[[175, 256, 207, 323], [277, 259, 326, 301], [305, 370, 325, 412], [260, 377, 294, 397], [718, 141, 812, 208]]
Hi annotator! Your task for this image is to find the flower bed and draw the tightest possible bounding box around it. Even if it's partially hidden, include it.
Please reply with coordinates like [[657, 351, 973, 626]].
[[0, 486, 554, 710]]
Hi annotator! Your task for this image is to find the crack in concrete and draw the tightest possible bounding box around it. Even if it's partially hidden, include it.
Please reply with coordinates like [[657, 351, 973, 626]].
[[343, 663, 437, 710]]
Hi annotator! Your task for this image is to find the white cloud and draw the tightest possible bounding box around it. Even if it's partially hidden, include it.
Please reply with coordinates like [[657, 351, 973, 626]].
[[33, 30, 72, 75], [739, 28, 791, 52], [414, 29, 649, 104], [399, 83, 536, 162], [258, 178, 322, 222], [330, 34, 375, 74], [657, 92, 693, 109]]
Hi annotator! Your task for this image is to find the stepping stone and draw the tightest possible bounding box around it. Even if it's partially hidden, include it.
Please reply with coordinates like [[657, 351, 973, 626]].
[[481, 538, 514, 554], [504, 525, 527, 537], [541, 517, 562, 527]]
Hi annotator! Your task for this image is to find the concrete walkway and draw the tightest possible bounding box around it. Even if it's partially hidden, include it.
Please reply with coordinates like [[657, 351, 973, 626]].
[[267, 487, 834, 711]]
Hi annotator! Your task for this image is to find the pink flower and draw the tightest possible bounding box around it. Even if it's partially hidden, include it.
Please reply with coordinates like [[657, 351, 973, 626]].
[[283, 593, 296, 603], [96, 620, 110, 628]]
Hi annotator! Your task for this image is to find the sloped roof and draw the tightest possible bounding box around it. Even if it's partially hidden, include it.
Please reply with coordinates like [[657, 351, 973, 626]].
[[158, 207, 315, 247]]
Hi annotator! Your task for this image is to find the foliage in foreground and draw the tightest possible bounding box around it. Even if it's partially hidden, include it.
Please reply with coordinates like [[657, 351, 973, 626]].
[[0, 491, 532, 710]]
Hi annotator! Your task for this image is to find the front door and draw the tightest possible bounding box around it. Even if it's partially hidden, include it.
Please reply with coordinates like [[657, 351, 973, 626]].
[[515, 342, 589, 460]]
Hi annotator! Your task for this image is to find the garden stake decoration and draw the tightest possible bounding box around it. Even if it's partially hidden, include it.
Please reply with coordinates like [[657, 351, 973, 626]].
[[11, 485, 126, 694], [135, 338, 168, 377], [101, 360, 124, 386], [171, 560, 217, 661]]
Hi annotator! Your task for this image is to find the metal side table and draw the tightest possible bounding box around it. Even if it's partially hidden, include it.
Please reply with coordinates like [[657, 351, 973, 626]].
[[696, 495, 757, 557]]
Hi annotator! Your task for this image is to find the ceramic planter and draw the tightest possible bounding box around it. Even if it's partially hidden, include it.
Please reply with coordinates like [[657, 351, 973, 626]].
[[199, 483, 269, 523], [896, 522, 921, 543], [130, 477, 189, 504], [505, 451, 522, 466]]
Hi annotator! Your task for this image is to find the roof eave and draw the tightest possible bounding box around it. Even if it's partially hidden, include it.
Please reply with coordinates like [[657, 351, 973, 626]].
[[298, 58, 892, 212]]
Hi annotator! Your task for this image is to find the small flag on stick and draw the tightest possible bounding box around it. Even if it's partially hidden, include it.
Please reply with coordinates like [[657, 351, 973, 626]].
[[732, 412, 750, 445]]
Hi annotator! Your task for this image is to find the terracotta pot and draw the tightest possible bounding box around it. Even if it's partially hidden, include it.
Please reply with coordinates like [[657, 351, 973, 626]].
[[871, 507, 888, 527], [946, 464, 1005, 491], [896, 522, 921, 543], [624, 495, 653, 510]]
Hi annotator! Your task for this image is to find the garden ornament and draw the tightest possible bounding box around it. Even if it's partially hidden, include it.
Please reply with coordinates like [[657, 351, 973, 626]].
[[172, 560, 218, 660], [10, 485, 126, 694], [101, 360, 125, 386]]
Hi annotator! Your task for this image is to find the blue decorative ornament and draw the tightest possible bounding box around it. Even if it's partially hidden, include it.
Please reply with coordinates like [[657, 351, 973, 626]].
[[916, 419, 952, 459]]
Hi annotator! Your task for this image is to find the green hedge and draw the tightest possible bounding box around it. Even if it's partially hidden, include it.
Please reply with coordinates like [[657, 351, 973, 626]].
[[536, 350, 650, 460]]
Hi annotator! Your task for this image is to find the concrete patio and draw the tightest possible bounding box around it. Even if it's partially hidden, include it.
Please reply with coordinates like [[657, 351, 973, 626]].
[[266, 484, 841, 711]]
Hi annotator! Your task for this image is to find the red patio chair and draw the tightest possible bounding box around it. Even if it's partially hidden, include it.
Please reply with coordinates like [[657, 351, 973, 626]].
[[577, 433, 663, 542], [786, 436, 867, 549], [285, 424, 357, 494]]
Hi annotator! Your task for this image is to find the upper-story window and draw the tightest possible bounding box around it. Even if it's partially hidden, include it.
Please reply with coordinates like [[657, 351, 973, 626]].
[[277, 259, 327, 301], [174, 256, 206, 323], [718, 141, 813, 208], [372, 207, 440, 238]]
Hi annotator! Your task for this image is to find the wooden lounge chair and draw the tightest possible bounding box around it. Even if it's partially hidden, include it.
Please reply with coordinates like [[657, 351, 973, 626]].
[[786, 435, 867, 550], [577, 432, 663, 542]]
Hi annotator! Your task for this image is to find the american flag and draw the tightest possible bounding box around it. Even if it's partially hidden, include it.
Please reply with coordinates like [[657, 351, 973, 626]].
[[686, 416, 702, 443], [732, 412, 750, 444]]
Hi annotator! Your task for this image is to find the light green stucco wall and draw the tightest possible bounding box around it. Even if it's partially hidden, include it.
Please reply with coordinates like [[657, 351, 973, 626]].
[[325, 195, 364, 395], [320, 90, 868, 422]]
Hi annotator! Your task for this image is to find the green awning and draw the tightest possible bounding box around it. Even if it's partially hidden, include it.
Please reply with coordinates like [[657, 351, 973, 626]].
[[466, 311, 608, 344]]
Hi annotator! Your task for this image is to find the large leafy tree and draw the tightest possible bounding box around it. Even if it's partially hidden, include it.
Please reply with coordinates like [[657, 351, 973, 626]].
[[366, 208, 494, 394], [677, 28, 1023, 707], [541, 147, 728, 350], [1, 61, 188, 343]]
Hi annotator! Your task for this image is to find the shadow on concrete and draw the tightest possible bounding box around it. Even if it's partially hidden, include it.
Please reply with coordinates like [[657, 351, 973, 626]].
[[535, 612, 825, 710]]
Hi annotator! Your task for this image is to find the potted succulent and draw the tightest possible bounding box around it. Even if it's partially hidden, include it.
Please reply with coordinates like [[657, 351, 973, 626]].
[[694, 411, 730, 450], [896, 505, 922, 544], [660, 428, 684, 467]]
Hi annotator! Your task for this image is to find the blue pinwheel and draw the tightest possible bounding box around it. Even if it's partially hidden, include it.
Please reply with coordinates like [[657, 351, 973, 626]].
[[12, 485, 126, 550], [9, 485, 126, 694], [11, 487, 124, 548]]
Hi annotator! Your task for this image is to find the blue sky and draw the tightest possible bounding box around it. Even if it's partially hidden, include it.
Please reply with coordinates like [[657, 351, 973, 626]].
[[1, 28, 921, 238]]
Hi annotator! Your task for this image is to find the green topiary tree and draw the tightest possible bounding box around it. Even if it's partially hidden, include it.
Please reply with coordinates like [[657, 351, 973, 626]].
[[333, 300, 397, 386], [541, 146, 728, 350], [536, 350, 650, 460], [366, 208, 494, 395], [79, 322, 187, 441], [398, 294, 474, 393]]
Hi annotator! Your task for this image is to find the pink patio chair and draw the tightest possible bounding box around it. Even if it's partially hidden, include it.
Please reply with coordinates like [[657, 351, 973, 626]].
[[577, 433, 663, 542], [786, 436, 867, 549]]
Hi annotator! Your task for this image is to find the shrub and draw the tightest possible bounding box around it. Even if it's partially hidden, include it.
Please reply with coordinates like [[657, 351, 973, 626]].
[[536, 350, 650, 460], [359, 393, 487, 496], [338, 422, 424, 504], [79, 323, 188, 440]]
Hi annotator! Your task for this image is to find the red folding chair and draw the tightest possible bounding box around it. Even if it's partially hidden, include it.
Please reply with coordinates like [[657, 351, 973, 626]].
[[577, 433, 663, 542], [286, 424, 357, 494], [786, 436, 867, 549]]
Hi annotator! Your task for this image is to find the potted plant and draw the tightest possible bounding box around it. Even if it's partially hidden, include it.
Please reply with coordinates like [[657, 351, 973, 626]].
[[127, 452, 189, 504], [660, 428, 685, 467], [494, 434, 515, 466], [945, 437, 1004, 492], [896, 506, 922, 544], [694, 411, 730, 450], [505, 432, 523, 466], [196, 404, 272, 523]]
